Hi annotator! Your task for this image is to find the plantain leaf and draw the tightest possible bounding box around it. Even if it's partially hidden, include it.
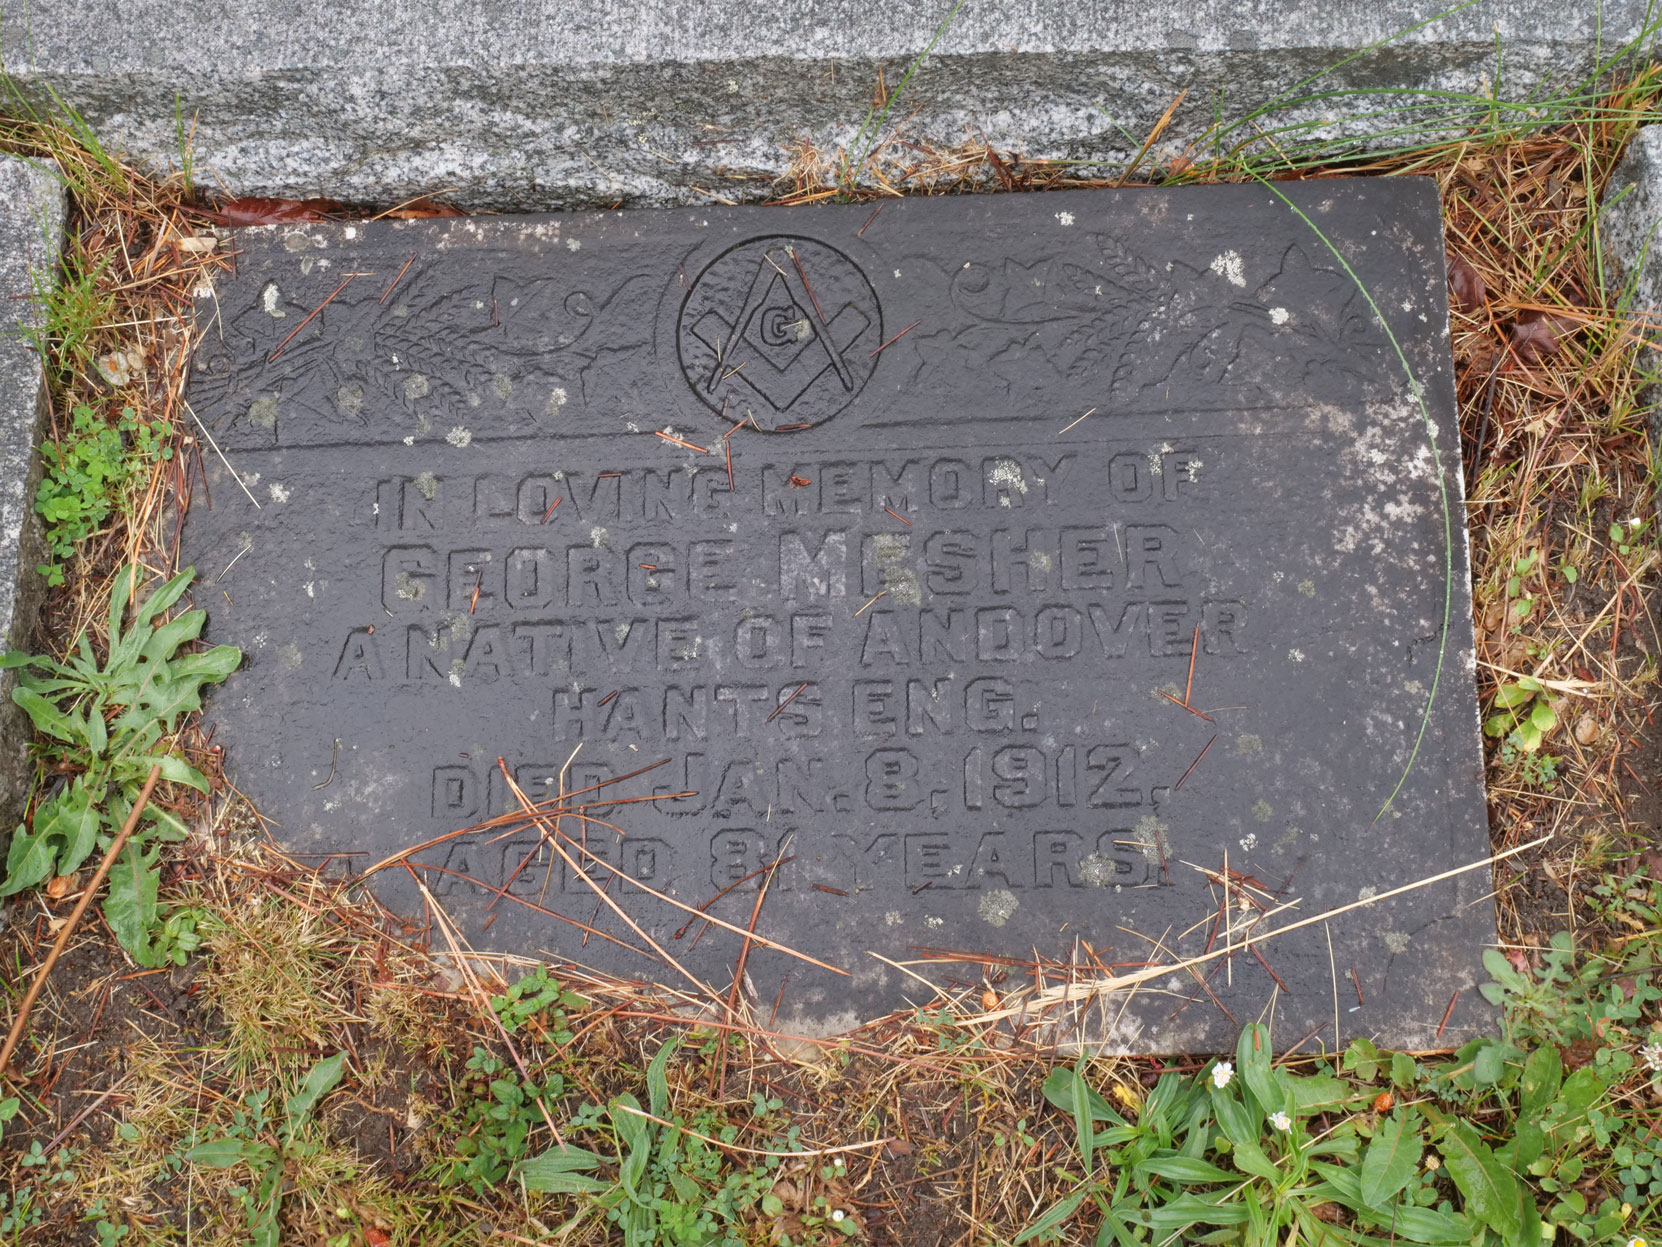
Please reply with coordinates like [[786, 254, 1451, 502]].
[[611, 1093, 648, 1152], [646, 1036, 677, 1120], [1230, 1138, 1280, 1182], [1070, 1067, 1095, 1172], [517, 1143, 607, 1194], [1360, 1112, 1421, 1208], [1472, 1042, 1508, 1085], [1042, 1066, 1122, 1127], [1442, 1121, 1523, 1238], [1237, 1023, 1282, 1115], [1130, 1193, 1251, 1231], [1013, 1188, 1088, 1245], [1359, 1204, 1473, 1244], [1210, 1088, 1255, 1147], [1139, 1155, 1237, 1185], [285, 1052, 347, 1137], [1519, 1045, 1562, 1119], [1285, 1074, 1359, 1113], [184, 1138, 257, 1168]]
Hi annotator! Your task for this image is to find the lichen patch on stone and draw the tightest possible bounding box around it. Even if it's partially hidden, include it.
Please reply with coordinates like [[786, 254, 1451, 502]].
[[978, 890, 1019, 926], [986, 457, 1028, 494], [1210, 250, 1246, 287], [247, 396, 278, 430], [1080, 852, 1117, 887]]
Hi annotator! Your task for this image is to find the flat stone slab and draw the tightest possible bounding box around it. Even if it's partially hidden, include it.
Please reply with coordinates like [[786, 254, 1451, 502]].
[[183, 181, 1491, 1051], [1, 0, 1651, 209], [0, 156, 64, 827]]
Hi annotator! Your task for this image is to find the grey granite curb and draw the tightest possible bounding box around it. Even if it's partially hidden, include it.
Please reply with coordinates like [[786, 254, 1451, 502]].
[[0, 154, 62, 828], [0, 1, 1654, 210], [1601, 124, 1662, 439]]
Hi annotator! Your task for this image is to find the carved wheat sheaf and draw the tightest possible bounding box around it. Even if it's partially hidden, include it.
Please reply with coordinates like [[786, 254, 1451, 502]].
[[193, 256, 667, 447], [191, 224, 1392, 458]]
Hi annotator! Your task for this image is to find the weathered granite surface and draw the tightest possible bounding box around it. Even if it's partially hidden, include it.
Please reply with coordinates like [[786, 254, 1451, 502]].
[[1601, 124, 1662, 429], [181, 179, 1493, 1050], [0, 157, 65, 825], [0, 1, 1654, 210]]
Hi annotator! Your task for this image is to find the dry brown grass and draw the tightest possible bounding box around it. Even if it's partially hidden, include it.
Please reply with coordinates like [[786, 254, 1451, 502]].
[[196, 889, 357, 1073]]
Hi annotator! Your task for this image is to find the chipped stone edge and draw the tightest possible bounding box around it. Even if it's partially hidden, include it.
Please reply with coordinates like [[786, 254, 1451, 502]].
[[1600, 125, 1662, 453], [0, 156, 66, 829]]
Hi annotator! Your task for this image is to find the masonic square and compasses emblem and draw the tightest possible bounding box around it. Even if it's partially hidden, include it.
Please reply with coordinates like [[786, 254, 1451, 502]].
[[676, 236, 883, 431]]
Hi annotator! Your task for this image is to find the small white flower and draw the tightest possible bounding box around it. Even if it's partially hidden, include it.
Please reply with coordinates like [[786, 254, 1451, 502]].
[[1640, 1040, 1662, 1074], [1424, 1152, 1441, 1171], [1210, 1061, 1234, 1089], [1270, 1111, 1291, 1131], [831, 1209, 846, 1223], [1626, 1236, 1647, 1247]]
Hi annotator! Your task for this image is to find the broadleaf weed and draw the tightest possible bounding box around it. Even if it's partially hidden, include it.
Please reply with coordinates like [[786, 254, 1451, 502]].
[[1014, 874, 1662, 1245], [0, 564, 238, 965]]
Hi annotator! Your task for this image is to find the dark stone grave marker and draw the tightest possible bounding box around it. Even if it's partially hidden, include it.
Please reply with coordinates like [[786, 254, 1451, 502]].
[[183, 181, 1492, 1050]]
